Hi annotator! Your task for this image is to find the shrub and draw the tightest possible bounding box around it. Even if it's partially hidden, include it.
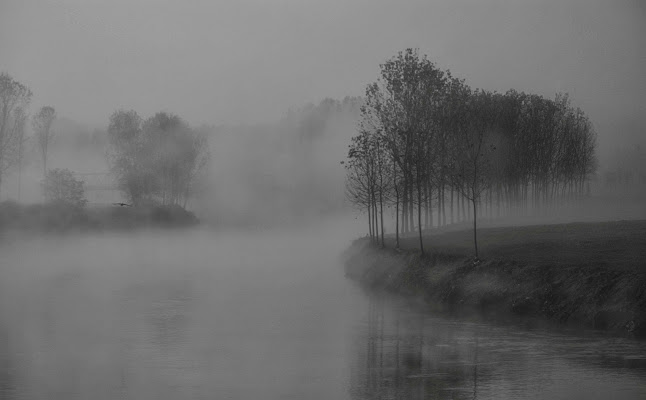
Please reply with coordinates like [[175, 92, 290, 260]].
[[42, 168, 87, 209]]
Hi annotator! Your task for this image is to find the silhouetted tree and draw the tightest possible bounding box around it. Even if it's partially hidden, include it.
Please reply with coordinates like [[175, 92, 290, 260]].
[[107, 109, 148, 203], [32, 106, 56, 177], [42, 168, 87, 208], [0, 72, 32, 196], [345, 49, 597, 259], [448, 90, 498, 259], [107, 110, 209, 206], [357, 49, 447, 253], [13, 108, 28, 200], [346, 131, 379, 242]]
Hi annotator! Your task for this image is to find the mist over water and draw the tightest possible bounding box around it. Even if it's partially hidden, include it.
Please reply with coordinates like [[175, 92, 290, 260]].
[[1, 1, 645, 398], [1, 219, 645, 399], [0, 218, 363, 399]]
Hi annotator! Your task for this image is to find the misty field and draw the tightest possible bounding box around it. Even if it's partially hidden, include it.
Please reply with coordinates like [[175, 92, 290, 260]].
[[346, 219, 646, 336], [391, 219, 646, 272]]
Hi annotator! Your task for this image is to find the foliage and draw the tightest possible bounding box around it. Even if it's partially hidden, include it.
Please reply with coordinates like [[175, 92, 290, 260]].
[[346, 49, 597, 257], [107, 110, 209, 206], [42, 168, 87, 208]]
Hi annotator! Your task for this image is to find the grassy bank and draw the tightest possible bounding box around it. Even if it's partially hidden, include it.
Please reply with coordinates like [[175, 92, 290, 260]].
[[344, 220, 646, 337], [0, 201, 199, 233]]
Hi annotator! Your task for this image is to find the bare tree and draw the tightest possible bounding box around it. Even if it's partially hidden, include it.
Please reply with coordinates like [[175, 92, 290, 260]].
[[449, 90, 498, 259], [346, 132, 377, 241], [346, 49, 597, 259], [32, 106, 56, 177], [0, 72, 32, 197], [13, 108, 28, 200], [358, 49, 447, 253]]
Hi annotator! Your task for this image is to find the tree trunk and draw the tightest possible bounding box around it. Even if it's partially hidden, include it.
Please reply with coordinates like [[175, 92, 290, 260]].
[[395, 190, 400, 248], [428, 185, 433, 229], [408, 183, 414, 233], [467, 191, 471, 221], [496, 185, 501, 218], [456, 186, 461, 222], [373, 194, 379, 244], [461, 191, 466, 221], [368, 201, 373, 240], [417, 183, 424, 255], [394, 161, 400, 248], [450, 186, 454, 225], [441, 183, 446, 226], [402, 179, 408, 235], [379, 186, 384, 248], [473, 197, 478, 259], [424, 183, 429, 228]]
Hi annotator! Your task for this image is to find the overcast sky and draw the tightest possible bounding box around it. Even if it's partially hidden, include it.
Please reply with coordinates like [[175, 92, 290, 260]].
[[1, 0, 644, 152]]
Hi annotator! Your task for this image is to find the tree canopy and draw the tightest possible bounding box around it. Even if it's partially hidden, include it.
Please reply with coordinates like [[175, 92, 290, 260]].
[[346, 49, 597, 257], [42, 168, 87, 208], [107, 110, 209, 206]]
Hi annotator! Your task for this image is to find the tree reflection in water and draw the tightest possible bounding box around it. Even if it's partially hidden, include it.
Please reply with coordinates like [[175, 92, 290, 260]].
[[349, 292, 646, 400], [351, 295, 487, 400]]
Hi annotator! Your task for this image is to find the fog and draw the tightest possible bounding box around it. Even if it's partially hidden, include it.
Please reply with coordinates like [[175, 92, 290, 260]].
[[0, 219, 365, 398], [1, 1, 646, 398], [195, 99, 359, 224], [2, 0, 645, 155], [2, 222, 646, 399], [2, 0, 645, 216]]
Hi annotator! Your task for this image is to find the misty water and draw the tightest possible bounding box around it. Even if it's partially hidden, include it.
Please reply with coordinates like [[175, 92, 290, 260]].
[[1, 222, 645, 399]]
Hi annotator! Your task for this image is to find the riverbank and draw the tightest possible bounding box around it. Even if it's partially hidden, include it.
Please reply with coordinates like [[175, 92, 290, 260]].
[[343, 219, 646, 337], [0, 201, 199, 233]]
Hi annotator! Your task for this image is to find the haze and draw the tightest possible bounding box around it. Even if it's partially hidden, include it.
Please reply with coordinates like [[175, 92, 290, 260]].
[[2, 1, 645, 158], [2, 1, 646, 399]]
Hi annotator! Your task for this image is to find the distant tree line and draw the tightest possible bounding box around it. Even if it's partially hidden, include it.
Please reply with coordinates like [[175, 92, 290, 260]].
[[0, 72, 63, 200], [107, 110, 209, 207], [345, 49, 597, 257], [0, 72, 31, 197], [285, 96, 363, 144], [598, 144, 646, 197]]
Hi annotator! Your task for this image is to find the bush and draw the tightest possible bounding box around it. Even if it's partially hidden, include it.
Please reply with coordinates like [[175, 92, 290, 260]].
[[0, 201, 198, 233], [42, 168, 87, 209]]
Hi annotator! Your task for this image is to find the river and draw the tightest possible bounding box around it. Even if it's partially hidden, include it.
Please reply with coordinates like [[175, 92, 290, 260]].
[[1, 221, 645, 399]]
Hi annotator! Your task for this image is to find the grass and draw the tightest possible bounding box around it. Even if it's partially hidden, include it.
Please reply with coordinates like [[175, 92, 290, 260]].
[[346, 219, 646, 336], [389, 219, 646, 272]]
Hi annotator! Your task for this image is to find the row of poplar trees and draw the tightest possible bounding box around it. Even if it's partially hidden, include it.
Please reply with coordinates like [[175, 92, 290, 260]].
[[345, 49, 597, 257]]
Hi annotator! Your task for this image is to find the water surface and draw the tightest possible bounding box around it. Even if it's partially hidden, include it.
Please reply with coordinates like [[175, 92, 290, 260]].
[[0, 223, 644, 399]]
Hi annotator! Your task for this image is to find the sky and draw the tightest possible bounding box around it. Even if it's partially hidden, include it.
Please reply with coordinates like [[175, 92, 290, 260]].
[[1, 0, 644, 157]]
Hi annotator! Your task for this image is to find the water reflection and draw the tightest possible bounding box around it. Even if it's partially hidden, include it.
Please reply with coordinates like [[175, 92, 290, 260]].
[[1, 228, 645, 399], [351, 294, 646, 400], [351, 296, 480, 399]]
